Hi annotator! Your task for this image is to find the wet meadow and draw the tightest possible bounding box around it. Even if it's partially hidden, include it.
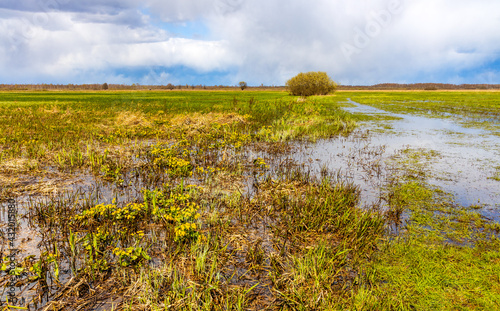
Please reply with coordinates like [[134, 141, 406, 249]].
[[0, 90, 499, 310]]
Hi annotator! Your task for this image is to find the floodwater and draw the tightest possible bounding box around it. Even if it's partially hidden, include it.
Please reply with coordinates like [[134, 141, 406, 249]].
[[293, 99, 500, 219], [1, 98, 500, 306]]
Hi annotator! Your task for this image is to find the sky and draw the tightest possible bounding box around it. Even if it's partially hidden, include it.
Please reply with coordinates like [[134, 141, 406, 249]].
[[0, 0, 499, 86]]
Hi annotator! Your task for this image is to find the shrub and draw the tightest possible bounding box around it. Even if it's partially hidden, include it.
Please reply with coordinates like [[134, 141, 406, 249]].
[[239, 81, 248, 90], [286, 72, 337, 97]]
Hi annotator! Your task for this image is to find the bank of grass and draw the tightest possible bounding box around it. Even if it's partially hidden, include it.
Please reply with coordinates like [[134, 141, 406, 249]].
[[355, 150, 500, 310], [358, 180, 500, 310], [0, 91, 353, 161], [0, 90, 499, 310]]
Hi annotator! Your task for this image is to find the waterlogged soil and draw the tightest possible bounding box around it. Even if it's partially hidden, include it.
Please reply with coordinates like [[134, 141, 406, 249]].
[[5, 98, 500, 232], [2, 97, 500, 307]]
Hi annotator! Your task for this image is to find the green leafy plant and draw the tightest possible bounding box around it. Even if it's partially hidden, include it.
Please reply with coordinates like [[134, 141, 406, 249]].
[[113, 246, 151, 267], [1, 256, 24, 276], [82, 232, 110, 274]]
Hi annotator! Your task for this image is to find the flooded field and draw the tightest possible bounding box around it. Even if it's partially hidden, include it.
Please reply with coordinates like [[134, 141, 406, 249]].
[[319, 99, 499, 209], [0, 90, 499, 310]]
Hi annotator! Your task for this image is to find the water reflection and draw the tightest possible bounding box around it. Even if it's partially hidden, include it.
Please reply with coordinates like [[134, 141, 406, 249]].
[[296, 99, 500, 217]]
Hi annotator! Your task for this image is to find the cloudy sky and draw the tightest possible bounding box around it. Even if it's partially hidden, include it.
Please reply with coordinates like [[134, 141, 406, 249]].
[[1, 0, 499, 86]]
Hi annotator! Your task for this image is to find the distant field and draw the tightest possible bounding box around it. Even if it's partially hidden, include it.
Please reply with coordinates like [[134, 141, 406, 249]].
[[0, 90, 499, 310]]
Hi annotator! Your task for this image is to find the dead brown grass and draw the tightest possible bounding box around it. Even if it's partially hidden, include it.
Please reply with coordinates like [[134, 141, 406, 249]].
[[169, 112, 247, 129], [38, 105, 62, 114], [116, 111, 152, 128], [0, 174, 76, 197], [0, 158, 38, 174]]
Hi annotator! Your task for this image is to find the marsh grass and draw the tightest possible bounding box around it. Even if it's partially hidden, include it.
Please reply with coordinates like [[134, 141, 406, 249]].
[[359, 180, 500, 310], [1, 90, 499, 310], [0, 90, 366, 309], [355, 148, 500, 310]]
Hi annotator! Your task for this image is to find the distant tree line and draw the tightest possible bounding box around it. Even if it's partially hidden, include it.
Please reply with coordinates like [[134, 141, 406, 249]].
[[0, 83, 498, 91], [0, 84, 286, 91], [338, 83, 500, 90]]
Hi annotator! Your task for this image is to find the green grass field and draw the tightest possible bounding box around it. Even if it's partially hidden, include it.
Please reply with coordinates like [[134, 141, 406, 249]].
[[0, 90, 499, 310]]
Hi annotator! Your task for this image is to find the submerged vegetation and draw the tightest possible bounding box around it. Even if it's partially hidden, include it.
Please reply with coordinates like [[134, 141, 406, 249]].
[[0, 90, 499, 309]]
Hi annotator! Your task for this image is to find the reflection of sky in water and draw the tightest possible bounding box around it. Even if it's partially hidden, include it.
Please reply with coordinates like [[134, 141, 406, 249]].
[[298, 99, 500, 218]]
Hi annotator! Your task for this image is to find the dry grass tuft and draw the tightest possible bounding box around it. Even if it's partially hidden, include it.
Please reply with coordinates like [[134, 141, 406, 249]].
[[170, 112, 247, 129], [24, 179, 66, 195], [41, 105, 61, 114], [116, 111, 152, 127], [0, 170, 81, 198], [0, 158, 38, 173]]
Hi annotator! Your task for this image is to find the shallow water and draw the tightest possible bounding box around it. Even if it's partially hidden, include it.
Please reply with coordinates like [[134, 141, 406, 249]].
[[297, 99, 500, 218]]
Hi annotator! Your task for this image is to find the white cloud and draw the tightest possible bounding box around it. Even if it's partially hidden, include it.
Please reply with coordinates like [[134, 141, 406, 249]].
[[0, 7, 237, 83], [0, 0, 499, 84], [201, 0, 500, 84]]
